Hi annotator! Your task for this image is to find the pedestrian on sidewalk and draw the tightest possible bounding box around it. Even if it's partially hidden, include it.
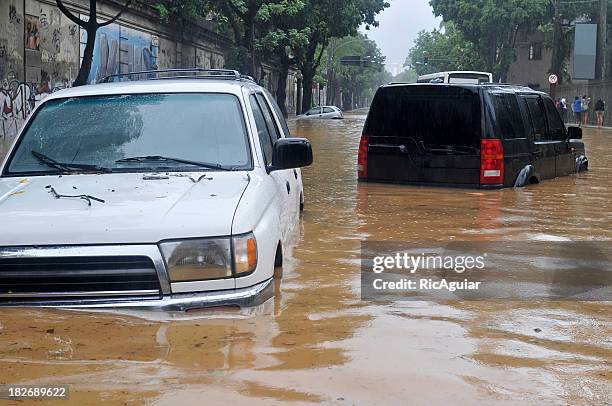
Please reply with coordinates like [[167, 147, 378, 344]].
[[594, 98, 606, 127], [572, 96, 582, 126], [560, 98, 568, 123], [581, 95, 591, 125]]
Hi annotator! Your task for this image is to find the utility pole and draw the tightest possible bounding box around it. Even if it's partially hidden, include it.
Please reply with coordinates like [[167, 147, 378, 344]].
[[550, 0, 562, 91], [596, 0, 607, 79]]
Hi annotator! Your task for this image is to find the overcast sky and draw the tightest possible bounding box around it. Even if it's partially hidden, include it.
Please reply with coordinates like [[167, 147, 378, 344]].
[[360, 0, 441, 73]]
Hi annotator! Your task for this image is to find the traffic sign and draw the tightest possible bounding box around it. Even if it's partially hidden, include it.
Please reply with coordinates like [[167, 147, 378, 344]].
[[548, 74, 558, 84]]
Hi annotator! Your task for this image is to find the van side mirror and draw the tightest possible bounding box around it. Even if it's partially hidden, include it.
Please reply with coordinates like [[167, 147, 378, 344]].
[[567, 126, 582, 139], [270, 138, 313, 171]]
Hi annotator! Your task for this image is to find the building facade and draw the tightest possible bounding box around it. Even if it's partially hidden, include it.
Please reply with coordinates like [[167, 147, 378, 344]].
[[506, 30, 552, 91]]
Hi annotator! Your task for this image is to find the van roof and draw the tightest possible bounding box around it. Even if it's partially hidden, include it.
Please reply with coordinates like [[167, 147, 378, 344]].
[[382, 82, 547, 96]]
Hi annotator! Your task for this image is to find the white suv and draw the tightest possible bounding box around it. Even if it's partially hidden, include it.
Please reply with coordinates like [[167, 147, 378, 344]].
[[0, 69, 312, 310]]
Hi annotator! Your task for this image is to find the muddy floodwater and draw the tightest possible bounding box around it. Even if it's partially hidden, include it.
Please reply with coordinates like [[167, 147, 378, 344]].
[[0, 114, 611, 405]]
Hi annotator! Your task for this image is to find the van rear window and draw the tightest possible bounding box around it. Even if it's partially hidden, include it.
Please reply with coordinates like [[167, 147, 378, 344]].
[[365, 86, 481, 148]]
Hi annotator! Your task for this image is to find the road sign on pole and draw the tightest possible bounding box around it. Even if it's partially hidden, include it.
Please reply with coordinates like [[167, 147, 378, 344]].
[[549, 74, 558, 84]]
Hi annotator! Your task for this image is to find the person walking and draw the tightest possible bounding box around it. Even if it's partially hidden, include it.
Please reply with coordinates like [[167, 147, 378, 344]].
[[572, 96, 582, 126], [594, 98, 606, 127], [581, 95, 591, 125], [560, 98, 568, 123]]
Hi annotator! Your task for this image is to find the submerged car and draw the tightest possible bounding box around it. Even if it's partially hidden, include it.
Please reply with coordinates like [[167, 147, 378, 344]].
[[298, 106, 344, 119], [358, 83, 587, 188], [0, 69, 313, 310]]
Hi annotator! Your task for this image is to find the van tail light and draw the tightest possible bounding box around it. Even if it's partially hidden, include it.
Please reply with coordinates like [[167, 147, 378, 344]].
[[357, 135, 369, 179], [480, 139, 504, 185]]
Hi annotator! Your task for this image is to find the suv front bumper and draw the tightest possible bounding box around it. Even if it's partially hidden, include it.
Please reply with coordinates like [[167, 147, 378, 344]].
[[0, 245, 273, 310], [0, 278, 274, 311]]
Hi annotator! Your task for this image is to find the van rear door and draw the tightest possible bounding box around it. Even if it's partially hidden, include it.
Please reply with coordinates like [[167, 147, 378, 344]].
[[364, 85, 482, 186]]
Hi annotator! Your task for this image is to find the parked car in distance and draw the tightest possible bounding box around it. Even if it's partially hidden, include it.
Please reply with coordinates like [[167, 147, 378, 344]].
[[298, 105, 344, 119], [0, 69, 313, 310], [358, 83, 588, 188]]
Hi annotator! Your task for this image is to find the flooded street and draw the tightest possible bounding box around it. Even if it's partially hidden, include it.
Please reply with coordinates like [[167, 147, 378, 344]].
[[0, 113, 611, 404]]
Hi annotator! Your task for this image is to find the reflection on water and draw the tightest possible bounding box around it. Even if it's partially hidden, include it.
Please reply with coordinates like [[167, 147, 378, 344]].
[[0, 114, 610, 404]]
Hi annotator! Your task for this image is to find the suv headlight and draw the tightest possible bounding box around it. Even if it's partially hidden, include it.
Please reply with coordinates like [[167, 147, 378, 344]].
[[160, 233, 257, 282]]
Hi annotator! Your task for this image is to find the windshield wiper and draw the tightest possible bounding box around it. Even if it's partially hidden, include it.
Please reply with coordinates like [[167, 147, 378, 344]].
[[115, 155, 232, 170], [32, 150, 112, 173]]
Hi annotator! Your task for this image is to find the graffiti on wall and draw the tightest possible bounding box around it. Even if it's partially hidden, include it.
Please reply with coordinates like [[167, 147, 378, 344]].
[[0, 78, 31, 139], [83, 24, 159, 83], [1, 2, 80, 139], [0, 74, 68, 139]]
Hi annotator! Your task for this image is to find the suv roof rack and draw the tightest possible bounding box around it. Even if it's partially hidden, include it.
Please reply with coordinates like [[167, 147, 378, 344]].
[[481, 82, 535, 91], [99, 68, 257, 84]]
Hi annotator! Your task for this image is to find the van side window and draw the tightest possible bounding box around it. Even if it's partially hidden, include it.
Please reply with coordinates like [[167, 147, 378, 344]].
[[543, 98, 566, 140], [249, 94, 274, 165], [525, 97, 548, 142], [490, 93, 525, 139]]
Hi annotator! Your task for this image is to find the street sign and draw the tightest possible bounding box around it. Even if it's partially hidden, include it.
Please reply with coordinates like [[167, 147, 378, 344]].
[[548, 74, 558, 84], [340, 56, 372, 67]]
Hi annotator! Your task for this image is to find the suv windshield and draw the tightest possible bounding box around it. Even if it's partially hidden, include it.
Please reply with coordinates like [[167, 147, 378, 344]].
[[365, 85, 481, 148], [5, 93, 251, 175]]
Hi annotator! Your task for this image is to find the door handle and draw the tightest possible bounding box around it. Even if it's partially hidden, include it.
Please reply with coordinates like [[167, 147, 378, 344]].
[[286, 181, 291, 194]]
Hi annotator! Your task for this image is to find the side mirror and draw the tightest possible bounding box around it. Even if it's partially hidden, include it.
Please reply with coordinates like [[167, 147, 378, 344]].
[[270, 138, 313, 171], [567, 126, 582, 139]]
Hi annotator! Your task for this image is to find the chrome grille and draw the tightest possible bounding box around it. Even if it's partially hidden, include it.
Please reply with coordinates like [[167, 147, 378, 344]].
[[0, 256, 162, 299]]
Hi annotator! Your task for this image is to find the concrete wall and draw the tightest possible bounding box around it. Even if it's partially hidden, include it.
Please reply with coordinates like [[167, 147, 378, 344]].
[[0, 0, 298, 142]]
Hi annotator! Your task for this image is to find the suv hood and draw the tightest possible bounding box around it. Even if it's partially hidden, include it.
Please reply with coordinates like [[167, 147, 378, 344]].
[[0, 172, 249, 246]]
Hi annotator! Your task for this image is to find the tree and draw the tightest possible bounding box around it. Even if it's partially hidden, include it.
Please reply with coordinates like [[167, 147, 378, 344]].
[[429, 0, 549, 81], [405, 22, 485, 76], [540, 0, 600, 83], [293, 0, 389, 113], [392, 69, 417, 83], [257, 1, 310, 116], [56, 0, 132, 86], [322, 34, 388, 109]]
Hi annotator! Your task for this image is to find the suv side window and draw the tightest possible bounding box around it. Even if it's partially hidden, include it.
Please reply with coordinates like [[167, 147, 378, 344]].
[[543, 98, 566, 140], [249, 94, 274, 165], [524, 97, 548, 142], [490, 93, 525, 139], [263, 89, 291, 136], [255, 93, 281, 144]]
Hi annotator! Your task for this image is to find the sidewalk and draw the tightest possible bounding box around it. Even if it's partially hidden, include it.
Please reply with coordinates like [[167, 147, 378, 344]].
[[565, 122, 612, 131]]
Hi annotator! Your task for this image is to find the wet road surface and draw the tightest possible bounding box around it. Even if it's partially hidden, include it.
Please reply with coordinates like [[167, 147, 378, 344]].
[[0, 113, 610, 404]]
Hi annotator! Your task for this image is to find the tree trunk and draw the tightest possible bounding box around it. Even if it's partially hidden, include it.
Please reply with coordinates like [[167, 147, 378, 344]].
[[550, 0, 563, 85], [74, 25, 96, 86], [276, 58, 290, 117], [301, 68, 314, 114], [296, 77, 302, 115]]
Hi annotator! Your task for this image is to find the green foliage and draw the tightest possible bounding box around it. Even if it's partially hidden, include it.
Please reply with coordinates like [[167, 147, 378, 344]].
[[429, 0, 549, 80], [148, 0, 389, 111], [321, 34, 389, 107], [392, 69, 417, 83], [406, 22, 485, 76]]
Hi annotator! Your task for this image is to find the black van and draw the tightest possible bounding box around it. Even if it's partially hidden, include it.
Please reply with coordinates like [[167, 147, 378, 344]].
[[357, 83, 588, 188]]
